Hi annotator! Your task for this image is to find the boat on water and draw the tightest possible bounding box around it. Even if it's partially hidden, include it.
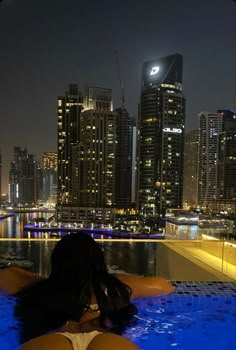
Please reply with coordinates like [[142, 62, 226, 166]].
[[49, 232, 61, 238], [23, 223, 165, 239], [0, 211, 14, 220]]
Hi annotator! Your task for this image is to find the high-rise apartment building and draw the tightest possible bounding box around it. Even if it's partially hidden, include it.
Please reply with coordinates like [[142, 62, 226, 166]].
[[218, 109, 236, 200], [139, 53, 185, 223], [131, 124, 138, 205], [57, 84, 83, 205], [39, 152, 57, 203], [8, 147, 37, 205], [72, 109, 117, 207], [183, 129, 199, 208], [198, 112, 222, 205], [0, 150, 2, 201], [57, 86, 119, 226], [114, 107, 134, 208]]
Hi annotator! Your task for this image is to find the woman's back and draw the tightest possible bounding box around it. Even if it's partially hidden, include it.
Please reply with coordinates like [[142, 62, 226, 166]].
[[15, 233, 137, 343]]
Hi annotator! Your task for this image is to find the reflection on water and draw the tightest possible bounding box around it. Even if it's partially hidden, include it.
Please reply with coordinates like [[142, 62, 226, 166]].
[[0, 212, 52, 239], [0, 213, 157, 277]]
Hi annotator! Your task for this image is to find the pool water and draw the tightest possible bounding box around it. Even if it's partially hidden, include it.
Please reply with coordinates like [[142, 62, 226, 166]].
[[0, 294, 19, 350], [129, 294, 236, 349], [0, 284, 236, 350]]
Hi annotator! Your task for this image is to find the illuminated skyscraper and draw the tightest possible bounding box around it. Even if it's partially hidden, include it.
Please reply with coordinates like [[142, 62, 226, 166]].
[[183, 129, 199, 208], [198, 112, 222, 205], [72, 109, 117, 208], [139, 54, 185, 223], [40, 152, 57, 203], [218, 109, 236, 200], [114, 107, 134, 208], [57, 84, 83, 205], [57, 86, 117, 226], [8, 147, 37, 205], [0, 150, 2, 201]]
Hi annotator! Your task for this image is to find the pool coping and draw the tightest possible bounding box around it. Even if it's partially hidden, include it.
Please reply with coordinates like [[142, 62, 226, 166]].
[[171, 281, 236, 297]]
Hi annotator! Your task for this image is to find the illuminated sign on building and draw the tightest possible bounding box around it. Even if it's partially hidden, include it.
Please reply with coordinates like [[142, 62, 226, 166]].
[[150, 66, 160, 75], [163, 127, 182, 134]]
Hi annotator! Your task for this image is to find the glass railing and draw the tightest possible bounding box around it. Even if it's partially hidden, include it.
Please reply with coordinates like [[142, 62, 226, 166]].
[[0, 238, 235, 281], [158, 239, 236, 281]]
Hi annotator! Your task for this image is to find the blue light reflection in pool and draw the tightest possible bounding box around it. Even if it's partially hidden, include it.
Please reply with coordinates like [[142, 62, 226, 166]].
[[0, 291, 236, 349], [129, 294, 236, 349]]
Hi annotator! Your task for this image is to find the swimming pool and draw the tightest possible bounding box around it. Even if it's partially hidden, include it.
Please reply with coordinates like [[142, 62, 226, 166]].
[[129, 282, 236, 349], [0, 282, 235, 350]]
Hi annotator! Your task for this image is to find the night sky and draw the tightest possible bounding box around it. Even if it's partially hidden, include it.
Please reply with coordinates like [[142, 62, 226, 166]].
[[0, 0, 235, 193]]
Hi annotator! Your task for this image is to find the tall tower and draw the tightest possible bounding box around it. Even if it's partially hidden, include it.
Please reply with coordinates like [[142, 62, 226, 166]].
[[72, 108, 117, 208], [57, 84, 83, 205], [198, 112, 222, 205], [218, 109, 236, 200], [0, 149, 2, 201], [114, 107, 134, 208], [114, 51, 134, 209], [8, 147, 37, 205], [72, 87, 116, 208], [139, 54, 185, 224], [40, 152, 57, 203], [183, 129, 199, 208], [58, 86, 117, 226]]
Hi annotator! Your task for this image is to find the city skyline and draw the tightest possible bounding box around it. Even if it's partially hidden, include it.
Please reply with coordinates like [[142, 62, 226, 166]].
[[0, 0, 236, 192]]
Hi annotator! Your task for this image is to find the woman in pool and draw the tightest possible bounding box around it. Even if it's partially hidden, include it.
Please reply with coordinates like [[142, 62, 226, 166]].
[[0, 232, 174, 350]]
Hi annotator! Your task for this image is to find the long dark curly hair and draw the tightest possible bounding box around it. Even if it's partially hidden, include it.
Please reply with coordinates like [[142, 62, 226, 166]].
[[14, 232, 137, 343]]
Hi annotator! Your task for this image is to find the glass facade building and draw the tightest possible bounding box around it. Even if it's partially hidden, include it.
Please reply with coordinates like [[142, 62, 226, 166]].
[[183, 129, 199, 208], [139, 53, 185, 223], [57, 84, 83, 205], [39, 152, 57, 203], [218, 109, 236, 200], [114, 107, 134, 209], [71, 109, 117, 208], [198, 112, 222, 205], [0, 150, 1, 201], [57, 85, 118, 226], [8, 147, 37, 205]]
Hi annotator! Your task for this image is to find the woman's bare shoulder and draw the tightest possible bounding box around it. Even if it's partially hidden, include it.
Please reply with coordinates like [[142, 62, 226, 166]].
[[20, 334, 72, 350]]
